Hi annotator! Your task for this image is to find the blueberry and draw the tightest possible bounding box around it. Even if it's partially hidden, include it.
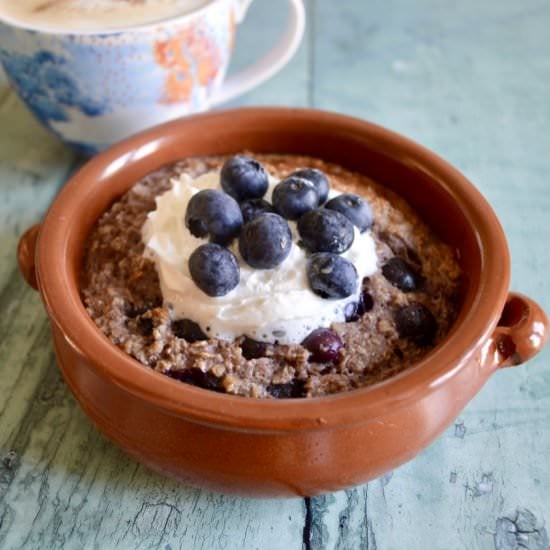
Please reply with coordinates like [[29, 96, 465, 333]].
[[267, 380, 306, 399], [272, 176, 318, 220], [394, 302, 437, 345], [325, 194, 373, 232], [302, 328, 343, 363], [185, 189, 243, 245], [297, 208, 355, 254], [344, 302, 360, 322], [220, 155, 269, 201], [344, 292, 374, 321], [137, 316, 154, 336], [240, 198, 274, 224], [289, 168, 330, 204], [241, 336, 268, 359], [361, 291, 374, 312], [171, 319, 208, 342], [189, 243, 239, 297], [239, 213, 292, 269], [306, 252, 358, 299], [166, 368, 224, 392], [382, 257, 422, 292]]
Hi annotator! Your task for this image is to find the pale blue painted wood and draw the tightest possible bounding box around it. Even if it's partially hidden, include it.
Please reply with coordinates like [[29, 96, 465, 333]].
[[298, 1, 550, 548], [1, 0, 550, 549]]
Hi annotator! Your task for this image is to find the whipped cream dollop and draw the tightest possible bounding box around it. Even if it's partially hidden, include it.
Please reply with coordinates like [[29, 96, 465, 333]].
[[142, 171, 378, 345]]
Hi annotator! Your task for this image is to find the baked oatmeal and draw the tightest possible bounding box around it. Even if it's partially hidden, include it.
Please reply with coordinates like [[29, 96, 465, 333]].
[[80, 154, 462, 398]]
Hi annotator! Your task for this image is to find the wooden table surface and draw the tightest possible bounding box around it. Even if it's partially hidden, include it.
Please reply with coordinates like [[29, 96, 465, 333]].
[[1, 1, 549, 549]]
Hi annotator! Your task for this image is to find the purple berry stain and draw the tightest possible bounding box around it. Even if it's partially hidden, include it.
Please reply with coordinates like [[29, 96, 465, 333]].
[[241, 337, 268, 359], [166, 368, 224, 392]]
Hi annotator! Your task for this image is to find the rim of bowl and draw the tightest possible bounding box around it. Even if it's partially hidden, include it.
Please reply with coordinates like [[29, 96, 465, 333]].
[[0, 0, 225, 36], [36, 107, 510, 433]]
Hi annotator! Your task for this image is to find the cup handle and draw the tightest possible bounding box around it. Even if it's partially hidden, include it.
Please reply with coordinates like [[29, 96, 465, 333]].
[[17, 224, 41, 291], [482, 292, 549, 369], [209, 0, 305, 106]]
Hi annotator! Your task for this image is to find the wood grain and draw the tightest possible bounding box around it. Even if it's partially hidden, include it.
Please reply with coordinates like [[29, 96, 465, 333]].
[[1, 0, 549, 548]]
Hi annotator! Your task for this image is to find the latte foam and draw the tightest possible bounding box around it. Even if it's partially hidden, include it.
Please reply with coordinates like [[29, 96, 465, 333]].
[[0, 0, 211, 32]]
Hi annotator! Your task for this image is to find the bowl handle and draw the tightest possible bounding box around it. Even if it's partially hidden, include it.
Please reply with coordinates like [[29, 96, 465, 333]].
[[484, 292, 549, 369], [17, 224, 40, 291]]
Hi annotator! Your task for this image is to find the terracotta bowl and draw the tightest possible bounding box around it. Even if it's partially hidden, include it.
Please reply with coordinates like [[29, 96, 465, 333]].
[[18, 108, 548, 497]]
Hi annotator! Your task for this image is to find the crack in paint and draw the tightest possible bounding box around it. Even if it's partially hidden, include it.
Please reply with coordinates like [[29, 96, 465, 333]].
[[495, 508, 549, 550], [302, 497, 312, 550]]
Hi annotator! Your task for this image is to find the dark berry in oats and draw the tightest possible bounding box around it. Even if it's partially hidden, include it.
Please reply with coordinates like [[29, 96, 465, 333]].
[[345, 301, 360, 322], [171, 318, 208, 342], [325, 193, 373, 232], [307, 252, 358, 299], [241, 337, 269, 360], [137, 316, 154, 336], [272, 176, 318, 220], [361, 291, 374, 313], [297, 208, 354, 254], [394, 302, 437, 345], [185, 189, 243, 245], [382, 257, 422, 292], [289, 168, 329, 204], [239, 212, 292, 269], [189, 243, 239, 297], [267, 380, 306, 399], [167, 368, 224, 392], [240, 198, 274, 223], [302, 328, 343, 363], [344, 290, 374, 322], [220, 155, 269, 201]]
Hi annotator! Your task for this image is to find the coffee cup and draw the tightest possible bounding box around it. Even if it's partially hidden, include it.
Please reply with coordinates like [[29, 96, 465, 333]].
[[0, 0, 305, 154]]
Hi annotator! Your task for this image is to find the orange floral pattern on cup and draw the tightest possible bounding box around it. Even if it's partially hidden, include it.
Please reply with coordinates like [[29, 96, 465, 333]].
[[154, 22, 229, 104], [0, 0, 304, 153], [228, 10, 236, 53]]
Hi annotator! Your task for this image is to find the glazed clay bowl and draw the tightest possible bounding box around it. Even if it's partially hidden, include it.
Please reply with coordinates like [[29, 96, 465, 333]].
[[18, 108, 548, 497]]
